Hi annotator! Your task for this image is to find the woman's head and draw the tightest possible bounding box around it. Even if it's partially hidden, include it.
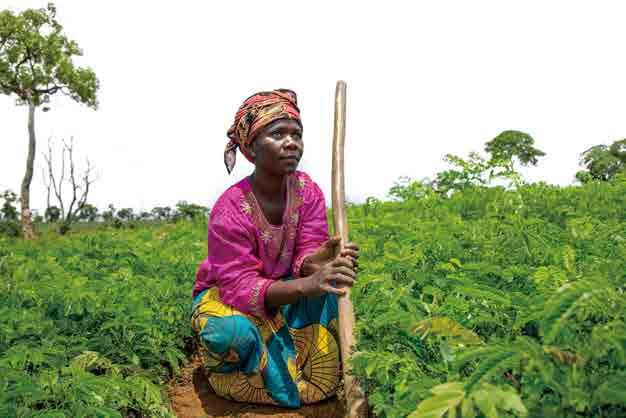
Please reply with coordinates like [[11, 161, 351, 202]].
[[224, 89, 302, 174], [249, 118, 303, 176]]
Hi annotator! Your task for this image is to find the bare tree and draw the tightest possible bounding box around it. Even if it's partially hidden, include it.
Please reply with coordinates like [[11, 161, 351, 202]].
[[42, 138, 54, 211], [42, 137, 96, 234]]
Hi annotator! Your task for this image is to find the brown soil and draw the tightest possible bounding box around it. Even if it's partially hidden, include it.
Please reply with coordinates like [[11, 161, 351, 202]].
[[168, 357, 346, 418]]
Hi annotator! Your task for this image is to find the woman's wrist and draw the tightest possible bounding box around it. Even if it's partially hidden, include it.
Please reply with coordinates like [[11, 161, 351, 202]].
[[300, 256, 314, 277], [266, 277, 311, 308], [296, 273, 316, 297]]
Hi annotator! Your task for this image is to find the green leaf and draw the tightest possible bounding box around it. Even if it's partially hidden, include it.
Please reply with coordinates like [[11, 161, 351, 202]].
[[409, 382, 465, 418], [472, 389, 499, 418], [593, 377, 626, 405], [541, 280, 605, 344], [461, 398, 476, 418], [413, 317, 483, 347]]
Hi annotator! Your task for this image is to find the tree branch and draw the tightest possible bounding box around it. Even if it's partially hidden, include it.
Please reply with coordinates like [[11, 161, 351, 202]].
[[64, 138, 77, 224], [33, 85, 62, 95], [10, 46, 35, 99], [14, 54, 30, 75], [41, 165, 51, 209], [42, 137, 55, 209], [43, 137, 64, 216], [76, 158, 94, 212]]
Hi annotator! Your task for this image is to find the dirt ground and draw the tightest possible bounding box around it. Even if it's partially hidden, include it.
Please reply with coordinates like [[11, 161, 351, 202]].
[[168, 357, 347, 418]]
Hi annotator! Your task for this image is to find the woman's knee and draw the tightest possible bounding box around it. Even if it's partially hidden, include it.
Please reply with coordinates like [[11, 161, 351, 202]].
[[198, 315, 264, 373]]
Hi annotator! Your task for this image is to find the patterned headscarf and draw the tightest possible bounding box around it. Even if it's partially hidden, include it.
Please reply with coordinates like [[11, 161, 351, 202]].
[[224, 89, 301, 174]]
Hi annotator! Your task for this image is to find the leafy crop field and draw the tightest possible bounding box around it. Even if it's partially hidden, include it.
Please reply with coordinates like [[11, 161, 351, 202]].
[[0, 222, 206, 417], [350, 180, 626, 417], [1, 179, 625, 417]]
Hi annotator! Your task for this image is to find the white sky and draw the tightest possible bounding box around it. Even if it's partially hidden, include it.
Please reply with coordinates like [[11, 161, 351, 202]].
[[2, 1, 626, 213]]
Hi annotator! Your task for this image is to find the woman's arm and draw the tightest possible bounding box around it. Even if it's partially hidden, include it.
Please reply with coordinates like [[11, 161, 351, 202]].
[[208, 207, 277, 319], [291, 176, 331, 277], [266, 256, 357, 307]]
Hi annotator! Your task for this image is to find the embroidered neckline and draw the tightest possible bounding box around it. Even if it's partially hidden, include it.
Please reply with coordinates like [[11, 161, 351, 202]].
[[245, 174, 292, 230], [239, 173, 307, 269]]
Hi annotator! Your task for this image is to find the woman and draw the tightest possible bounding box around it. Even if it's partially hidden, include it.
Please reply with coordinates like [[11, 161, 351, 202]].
[[191, 89, 359, 408]]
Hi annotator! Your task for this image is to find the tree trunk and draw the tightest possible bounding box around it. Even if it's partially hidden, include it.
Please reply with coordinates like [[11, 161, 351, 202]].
[[20, 103, 36, 239]]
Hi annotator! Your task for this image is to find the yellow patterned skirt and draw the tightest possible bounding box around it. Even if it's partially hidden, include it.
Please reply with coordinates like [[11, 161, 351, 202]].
[[191, 286, 341, 408]]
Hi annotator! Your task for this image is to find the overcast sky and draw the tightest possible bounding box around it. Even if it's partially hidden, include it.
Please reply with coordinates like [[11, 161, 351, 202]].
[[2, 1, 626, 213]]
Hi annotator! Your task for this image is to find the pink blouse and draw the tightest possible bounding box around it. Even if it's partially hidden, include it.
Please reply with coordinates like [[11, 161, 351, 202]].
[[193, 171, 329, 319]]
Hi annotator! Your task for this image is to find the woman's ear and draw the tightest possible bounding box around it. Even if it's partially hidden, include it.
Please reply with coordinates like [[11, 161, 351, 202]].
[[249, 141, 257, 159], [240, 143, 256, 162]]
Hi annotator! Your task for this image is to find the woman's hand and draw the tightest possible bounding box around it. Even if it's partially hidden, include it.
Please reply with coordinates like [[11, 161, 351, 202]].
[[340, 241, 360, 267], [301, 236, 360, 276], [301, 256, 356, 297], [268, 243, 360, 307]]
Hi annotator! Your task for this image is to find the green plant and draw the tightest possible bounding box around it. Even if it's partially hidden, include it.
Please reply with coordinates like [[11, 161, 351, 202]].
[[0, 219, 207, 416], [350, 178, 625, 417]]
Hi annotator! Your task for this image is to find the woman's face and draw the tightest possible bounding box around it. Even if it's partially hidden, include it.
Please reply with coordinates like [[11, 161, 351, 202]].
[[251, 118, 303, 176]]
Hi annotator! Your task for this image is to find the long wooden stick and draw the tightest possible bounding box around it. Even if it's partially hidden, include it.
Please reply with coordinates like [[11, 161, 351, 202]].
[[331, 80, 369, 418]]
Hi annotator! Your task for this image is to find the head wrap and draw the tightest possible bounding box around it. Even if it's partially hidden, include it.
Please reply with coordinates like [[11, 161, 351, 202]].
[[224, 89, 301, 174]]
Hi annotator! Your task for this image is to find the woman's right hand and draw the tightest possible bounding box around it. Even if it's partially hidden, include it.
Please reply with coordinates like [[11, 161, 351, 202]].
[[302, 256, 356, 297]]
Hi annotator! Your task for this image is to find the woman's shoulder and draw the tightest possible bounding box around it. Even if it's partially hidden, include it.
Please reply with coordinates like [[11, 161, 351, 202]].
[[293, 170, 325, 202], [209, 177, 250, 223]]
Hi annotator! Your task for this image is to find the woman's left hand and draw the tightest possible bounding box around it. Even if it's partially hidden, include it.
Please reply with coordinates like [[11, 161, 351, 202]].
[[301, 237, 359, 276]]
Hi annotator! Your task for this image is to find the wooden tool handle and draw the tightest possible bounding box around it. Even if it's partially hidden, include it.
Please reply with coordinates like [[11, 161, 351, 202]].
[[331, 80, 369, 418]]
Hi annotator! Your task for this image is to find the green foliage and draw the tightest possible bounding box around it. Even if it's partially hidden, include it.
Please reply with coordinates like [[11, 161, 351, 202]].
[[435, 130, 545, 195], [151, 206, 172, 221], [0, 3, 99, 108], [413, 317, 483, 349], [1, 190, 18, 220], [350, 178, 626, 417], [116, 207, 135, 221], [44, 205, 60, 223], [577, 139, 626, 183], [0, 190, 19, 237], [409, 382, 527, 418], [484, 130, 545, 168], [0, 219, 207, 416], [174, 201, 209, 221], [2, 151, 624, 417], [389, 177, 436, 202], [435, 152, 490, 194], [77, 203, 98, 222]]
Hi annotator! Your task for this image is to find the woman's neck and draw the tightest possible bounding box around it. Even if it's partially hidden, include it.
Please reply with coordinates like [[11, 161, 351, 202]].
[[249, 169, 287, 200]]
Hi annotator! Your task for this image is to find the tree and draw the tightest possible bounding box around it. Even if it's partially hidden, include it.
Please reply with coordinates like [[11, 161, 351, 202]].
[[32, 211, 43, 223], [484, 130, 545, 173], [388, 176, 435, 201], [175, 201, 209, 221], [1, 190, 18, 221], [435, 152, 491, 193], [435, 130, 545, 194], [101, 204, 116, 222], [116, 208, 135, 221], [0, 3, 99, 239], [77, 203, 98, 222], [42, 137, 96, 234], [576, 139, 626, 183], [151, 206, 172, 221], [44, 205, 60, 222], [0, 190, 19, 237]]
